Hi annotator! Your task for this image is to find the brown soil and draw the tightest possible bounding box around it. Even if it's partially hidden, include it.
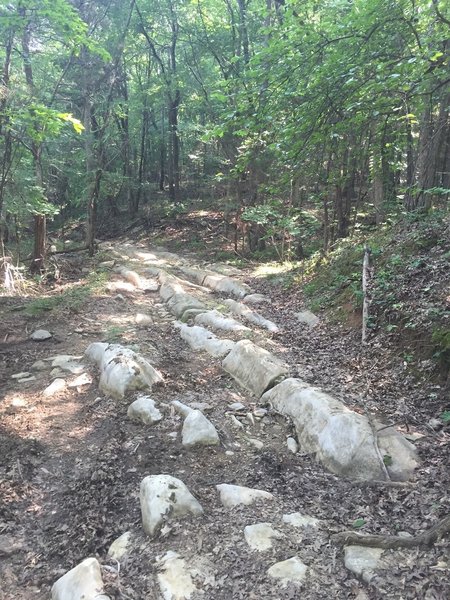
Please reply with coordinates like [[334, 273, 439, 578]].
[[0, 234, 449, 600]]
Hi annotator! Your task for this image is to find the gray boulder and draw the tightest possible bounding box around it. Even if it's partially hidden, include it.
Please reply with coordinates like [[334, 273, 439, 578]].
[[222, 340, 287, 397]]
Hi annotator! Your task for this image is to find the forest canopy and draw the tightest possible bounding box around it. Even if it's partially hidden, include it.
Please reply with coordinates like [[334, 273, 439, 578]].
[[0, 0, 449, 268]]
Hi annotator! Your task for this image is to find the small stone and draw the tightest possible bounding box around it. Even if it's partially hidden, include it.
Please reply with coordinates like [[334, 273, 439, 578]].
[[31, 329, 52, 341], [244, 523, 282, 551], [247, 438, 264, 450], [50, 368, 65, 379], [18, 376, 36, 383], [156, 551, 195, 600], [228, 402, 246, 411], [287, 437, 298, 453], [140, 475, 203, 536], [135, 313, 153, 327], [428, 418, 443, 431], [344, 545, 384, 583], [229, 414, 245, 430], [294, 311, 319, 327], [43, 378, 66, 397], [0, 535, 23, 556], [282, 513, 320, 528], [216, 484, 274, 508], [32, 360, 48, 371], [128, 396, 163, 425], [254, 408, 268, 418], [11, 372, 31, 379], [99, 260, 115, 268], [182, 410, 219, 447], [11, 396, 27, 408], [68, 373, 92, 388], [107, 531, 132, 561], [51, 557, 109, 600], [114, 294, 126, 302], [268, 556, 308, 586]]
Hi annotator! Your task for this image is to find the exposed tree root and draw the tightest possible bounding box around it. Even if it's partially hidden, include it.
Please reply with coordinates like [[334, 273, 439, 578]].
[[332, 514, 450, 549]]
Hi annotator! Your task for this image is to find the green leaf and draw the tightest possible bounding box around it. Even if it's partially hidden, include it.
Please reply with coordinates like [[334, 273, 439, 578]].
[[440, 411, 450, 424], [352, 518, 366, 529]]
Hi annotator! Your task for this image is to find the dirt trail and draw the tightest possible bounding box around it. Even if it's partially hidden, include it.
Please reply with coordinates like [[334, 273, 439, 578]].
[[0, 237, 448, 599]]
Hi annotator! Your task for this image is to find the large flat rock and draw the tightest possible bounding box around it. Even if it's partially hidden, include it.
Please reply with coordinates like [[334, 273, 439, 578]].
[[52, 557, 109, 600], [86, 343, 163, 399], [195, 309, 250, 332], [222, 340, 288, 397], [223, 299, 279, 332], [140, 475, 203, 536], [262, 378, 418, 481], [176, 323, 235, 358], [203, 274, 251, 298]]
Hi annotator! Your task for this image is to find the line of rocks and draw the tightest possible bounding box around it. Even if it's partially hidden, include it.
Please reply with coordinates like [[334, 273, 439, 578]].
[[50, 244, 421, 598]]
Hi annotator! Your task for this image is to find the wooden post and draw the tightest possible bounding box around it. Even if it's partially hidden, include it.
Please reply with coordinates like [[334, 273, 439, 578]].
[[362, 245, 372, 344]]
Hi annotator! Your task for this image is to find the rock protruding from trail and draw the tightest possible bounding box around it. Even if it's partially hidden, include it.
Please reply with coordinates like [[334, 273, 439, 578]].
[[282, 513, 320, 528], [115, 266, 143, 288], [244, 523, 282, 551], [262, 378, 419, 481], [295, 310, 320, 327], [86, 342, 163, 399], [175, 323, 235, 358], [243, 293, 269, 305], [222, 340, 288, 397], [223, 298, 279, 332], [127, 396, 163, 425], [195, 309, 250, 332], [51, 355, 85, 374], [140, 475, 203, 536], [31, 329, 52, 341], [182, 410, 220, 447], [107, 531, 132, 561], [43, 378, 66, 397], [171, 401, 220, 446], [344, 545, 384, 583], [51, 557, 109, 600], [158, 272, 206, 319], [216, 483, 274, 508], [155, 551, 196, 600], [267, 556, 308, 586], [203, 273, 252, 299]]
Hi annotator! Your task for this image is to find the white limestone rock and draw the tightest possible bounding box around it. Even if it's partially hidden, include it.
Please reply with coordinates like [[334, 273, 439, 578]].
[[195, 310, 250, 332], [51, 355, 85, 375], [115, 266, 143, 288], [282, 513, 320, 528], [68, 373, 92, 388], [222, 340, 288, 397], [295, 310, 319, 327], [140, 475, 203, 536], [223, 299, 279, 332], [182, 410, 219, 447], [244, 523, 282, 551], [51, 557, 109, 600], [203, 274, 251, 298], [31, 329, 52, 341], [156, 551, 195, 600], [171, 400, 194, 418], [344, 545, 384, 583], [85, 343, 163, 399], [43, 378, 66, 397], [32, 360, 48, 371], [243, 293, 269, 305], [167, 293, 205, 319], [135, 313, 153, 327], [286, 437, 298, 454], [176, 322, 235, 358], [128, 396, 163, 425], [107, 531, 132, 561], [262, 378, 418, 481], [11, 372, 31, 379], [216, 484, 274, 508], [179, 267, 208, 285], [267, 556, 308, 586]]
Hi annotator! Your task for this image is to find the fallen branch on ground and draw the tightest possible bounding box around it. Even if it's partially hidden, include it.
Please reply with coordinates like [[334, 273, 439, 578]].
[[331, 514, 450, 549]]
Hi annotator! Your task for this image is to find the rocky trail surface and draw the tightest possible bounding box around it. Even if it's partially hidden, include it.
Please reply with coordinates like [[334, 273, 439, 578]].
[[1, 237, 449, 599]]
